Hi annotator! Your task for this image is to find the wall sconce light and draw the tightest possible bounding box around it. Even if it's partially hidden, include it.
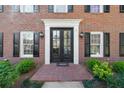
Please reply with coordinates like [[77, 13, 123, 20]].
[[80, 32, 85, 38], [39, 32, 44, 37]]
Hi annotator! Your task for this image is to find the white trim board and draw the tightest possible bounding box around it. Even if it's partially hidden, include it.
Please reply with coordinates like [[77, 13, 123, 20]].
[[41, 19, 82, 64]]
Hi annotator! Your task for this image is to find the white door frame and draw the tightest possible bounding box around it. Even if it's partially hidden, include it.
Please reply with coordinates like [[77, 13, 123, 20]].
[[41, 19, 82, 64]]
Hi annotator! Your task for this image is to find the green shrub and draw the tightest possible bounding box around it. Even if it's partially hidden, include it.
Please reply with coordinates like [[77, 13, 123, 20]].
[[83, 80, 93, 88], [83, 77, 107, 88], [86, 58, 101, 70], [106, 73, 124, 88], [105, 76, 117, 88], [93, 62, 113, 80], [16, 59, 35, 74], [0, 61, 19, 88], [112, 61, 124, 73], [21, 78, 44, 88]]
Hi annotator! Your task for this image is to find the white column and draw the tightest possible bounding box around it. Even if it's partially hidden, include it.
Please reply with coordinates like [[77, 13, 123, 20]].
[[74, 25, 79, 64], [45, 26, 50, 64]]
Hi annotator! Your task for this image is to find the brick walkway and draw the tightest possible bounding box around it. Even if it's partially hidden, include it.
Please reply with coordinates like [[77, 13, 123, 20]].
[[31, 64, 92, 81]]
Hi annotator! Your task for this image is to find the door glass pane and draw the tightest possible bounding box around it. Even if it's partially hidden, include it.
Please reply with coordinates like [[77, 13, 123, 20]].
[[64, 31, 71, 39], [53, 30, 60, 39], [64, 31, 71, 56], [64, 47, 71, 56], [52, 30, 60, 56], [68, 47, 71, 55], [64, 39, 71, 47]]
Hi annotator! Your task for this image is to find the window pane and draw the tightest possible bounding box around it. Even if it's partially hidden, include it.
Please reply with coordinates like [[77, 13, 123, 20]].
[[91, 34, 100, 44], [55, 5, 66, 12], [20, 5, 34, 13], [12, 5, 20, 12], [0, 5, 3, 12], [90, 5, 100, 13], [25, 5, 34, 12], [91, 45, 100, 55], [90, 33, 102, 56], [22, 32, 33, 55]]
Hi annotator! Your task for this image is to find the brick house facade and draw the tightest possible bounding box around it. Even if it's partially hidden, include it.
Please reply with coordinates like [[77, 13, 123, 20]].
[[0, 5, 124, 65]]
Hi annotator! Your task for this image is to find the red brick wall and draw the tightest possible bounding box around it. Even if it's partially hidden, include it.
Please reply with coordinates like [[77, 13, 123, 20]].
[[0, 5, 124, 64]]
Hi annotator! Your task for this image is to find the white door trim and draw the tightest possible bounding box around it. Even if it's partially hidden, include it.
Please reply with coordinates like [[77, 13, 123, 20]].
[[41, 19, 82, 64]]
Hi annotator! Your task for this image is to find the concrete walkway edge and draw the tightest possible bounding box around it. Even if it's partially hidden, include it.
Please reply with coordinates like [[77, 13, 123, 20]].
[[42, 82, 84, 88]]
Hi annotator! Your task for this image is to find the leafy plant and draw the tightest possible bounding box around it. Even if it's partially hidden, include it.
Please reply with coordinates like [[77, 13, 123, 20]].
[[83, 77, 107, 88], [106, 73, 124, 88], [86, 58, 101, 70], [83, 80, 93, 88], [21, 78, 44, 88], [16, 59, 35, 74], [93, 62, 113, 80], [112, 61, 124, 73], [0, 61, 19, 88], [105, 76, 117, 88]]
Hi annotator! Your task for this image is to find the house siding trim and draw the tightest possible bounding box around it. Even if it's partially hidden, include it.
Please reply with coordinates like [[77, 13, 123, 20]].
[[42, 19, 82, 64]]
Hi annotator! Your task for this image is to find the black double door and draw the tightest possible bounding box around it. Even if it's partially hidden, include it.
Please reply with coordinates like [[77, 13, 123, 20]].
[[50, 28, 73, 63]]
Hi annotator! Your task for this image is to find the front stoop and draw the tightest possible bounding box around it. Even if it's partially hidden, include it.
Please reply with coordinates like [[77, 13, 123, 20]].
[[42, 82, 84, 88], [31, 63, 93, 81]]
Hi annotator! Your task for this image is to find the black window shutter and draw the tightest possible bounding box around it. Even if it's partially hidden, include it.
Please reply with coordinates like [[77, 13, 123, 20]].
[[33, 32, 40, 57], [119, 33, 124, 56], [84, 5, 90, 13], [48, 5, 54, 13], [12, 5, 20, 12], [34, 5, 39, 12], [85, 32, 90, 57], [68, 5, 73, 12], [120, 5, 124, 13], [13, 32, 20, 57], [104, 5, 110, 13], [0, 32, 3, 57], [0, 5, 3, 12], [104, 33, 110, 57]]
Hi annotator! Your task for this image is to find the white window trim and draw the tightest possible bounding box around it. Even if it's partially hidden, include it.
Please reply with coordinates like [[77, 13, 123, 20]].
[[90, 5, 104, 13], [20, 31, 34, 58], [54, 5, 68, 13], [20, 5, 34, 13], [90, 32, 103, 57]]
